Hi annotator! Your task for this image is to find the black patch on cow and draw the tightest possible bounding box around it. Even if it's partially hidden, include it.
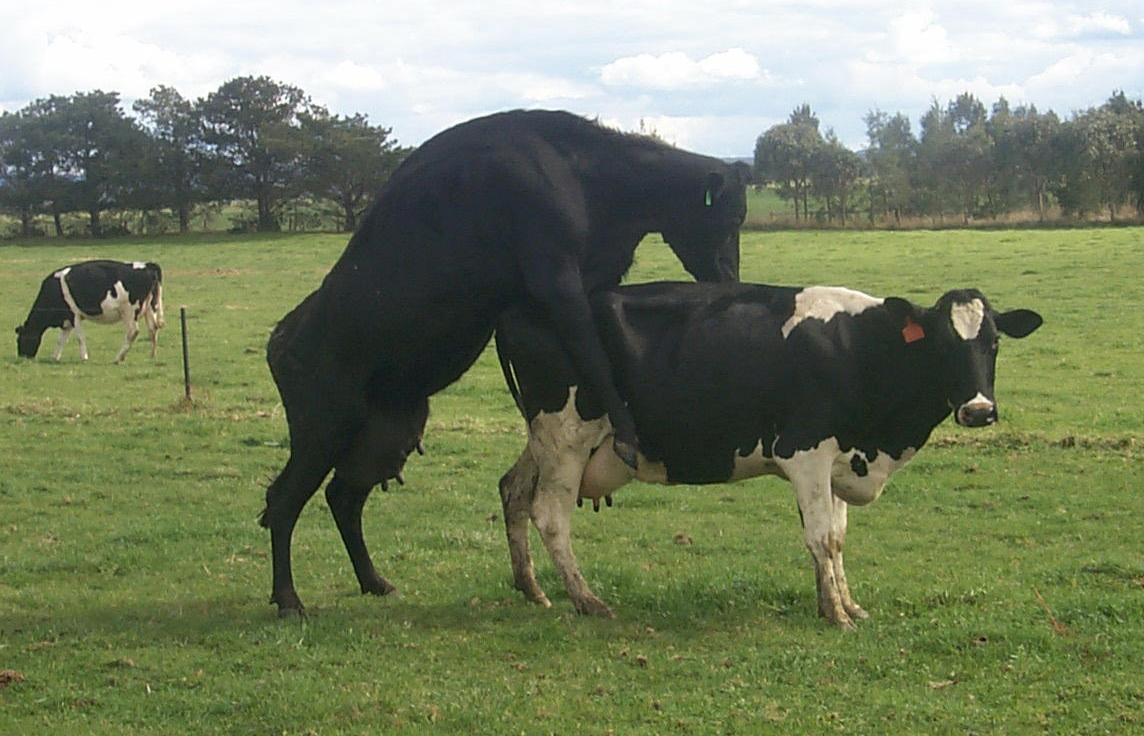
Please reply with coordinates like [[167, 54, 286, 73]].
[[850, 454, 869, 477]]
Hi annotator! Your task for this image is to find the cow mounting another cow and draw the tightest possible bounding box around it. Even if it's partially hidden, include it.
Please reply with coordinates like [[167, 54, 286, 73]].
[[260, 109, 750, 617], [16, 260, 166, 364], [496, 281, 1042, 627]]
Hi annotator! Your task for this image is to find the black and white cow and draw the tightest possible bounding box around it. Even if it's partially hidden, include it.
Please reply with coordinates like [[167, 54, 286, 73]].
[[16, 260, 165, 363], [495, 281, 1042, 627]]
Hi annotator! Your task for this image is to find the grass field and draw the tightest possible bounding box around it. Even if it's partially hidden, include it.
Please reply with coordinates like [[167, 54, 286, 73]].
[[1, 228, 1142, 734]]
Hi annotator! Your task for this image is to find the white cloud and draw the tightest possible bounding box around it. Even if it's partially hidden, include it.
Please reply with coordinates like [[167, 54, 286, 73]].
[[601, 48, 766, 89], [1067, 11, 1132, 36], [322, 61, 389, 92], [887, 10, 957, 65]]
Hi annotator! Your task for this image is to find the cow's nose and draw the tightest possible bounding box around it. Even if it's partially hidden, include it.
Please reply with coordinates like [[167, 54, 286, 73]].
[[956, 397, 996, 427]]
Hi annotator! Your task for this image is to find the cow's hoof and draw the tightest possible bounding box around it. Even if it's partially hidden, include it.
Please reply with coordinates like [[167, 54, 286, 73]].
[[361, 577, 397, 597], [612, 438, 639, 471], [575, 597, 616, 619], [271, 592, 306, 618]]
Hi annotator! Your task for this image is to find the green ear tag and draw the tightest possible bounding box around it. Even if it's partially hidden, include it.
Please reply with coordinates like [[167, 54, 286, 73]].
[[704, 189, 713, 206]]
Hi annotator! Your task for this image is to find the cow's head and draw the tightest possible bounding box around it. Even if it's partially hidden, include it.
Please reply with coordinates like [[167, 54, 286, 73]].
[[15, 323, 41, 358], [885, 290, 1042, 427], [661, 162, 751, 283]]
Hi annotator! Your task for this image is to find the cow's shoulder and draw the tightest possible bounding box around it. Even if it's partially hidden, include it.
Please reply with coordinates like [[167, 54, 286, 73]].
[[780, 286, 884, 339]]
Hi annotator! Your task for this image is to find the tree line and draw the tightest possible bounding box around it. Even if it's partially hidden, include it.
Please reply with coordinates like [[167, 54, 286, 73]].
[[0, 76, 408, 237], [3, 77, 1143, 237], [755, 91, 1144, 226]]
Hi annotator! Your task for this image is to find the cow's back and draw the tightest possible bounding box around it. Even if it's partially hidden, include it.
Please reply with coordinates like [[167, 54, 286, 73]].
[[500, 282, 798, 483]]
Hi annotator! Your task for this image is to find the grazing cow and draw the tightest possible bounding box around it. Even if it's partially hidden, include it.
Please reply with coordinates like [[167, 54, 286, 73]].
[[16, 260, 165, 364], [262, 109, 750, 616], [495, 281, 1042, 627]]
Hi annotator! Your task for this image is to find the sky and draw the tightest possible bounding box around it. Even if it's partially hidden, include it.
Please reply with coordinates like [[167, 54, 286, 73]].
[[2, 1, 1142, 158]]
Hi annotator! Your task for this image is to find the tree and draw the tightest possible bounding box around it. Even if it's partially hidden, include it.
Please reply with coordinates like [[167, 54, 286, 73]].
[[133, 85, 205, 233], [864, 110, 917, 224], [1053, 93, 1142, 220], [988, 101, 1060, 220], [48, 91, 148, 236], [299, 110, 407, 231], [811, 132, 862, 224], [754, 105, 824, 221], [916, 94, 992, 223], [199, 76, 314, 231], [0, 109, 59, 236]]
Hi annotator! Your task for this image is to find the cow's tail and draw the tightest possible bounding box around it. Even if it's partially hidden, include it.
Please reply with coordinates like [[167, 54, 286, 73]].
[[495, 332, 527, 421]]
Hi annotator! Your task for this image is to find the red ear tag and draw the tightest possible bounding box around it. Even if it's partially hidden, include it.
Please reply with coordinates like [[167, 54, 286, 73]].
[[902, 317, 925, 344]]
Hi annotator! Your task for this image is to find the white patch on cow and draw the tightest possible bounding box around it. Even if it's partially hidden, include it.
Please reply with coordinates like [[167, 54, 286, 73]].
[[528, 386, 614, 494], [781, 286, 883, 338], [728, 440, 783, 481], [132, 261, 146, 269], [92, 282, 133, 324], [950, 298, 985, 340], [55, 269, 79, 315], [831, 446, 916, 506], [773, 436, 915, 506]]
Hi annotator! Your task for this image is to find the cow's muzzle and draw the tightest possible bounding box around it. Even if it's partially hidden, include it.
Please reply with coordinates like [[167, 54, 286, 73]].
[[955, 395, 997, 427]]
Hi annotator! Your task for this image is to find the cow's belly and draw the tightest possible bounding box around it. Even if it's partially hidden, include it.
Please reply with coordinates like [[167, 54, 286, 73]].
[[87, 291, 133, 324], [578, 436, 784, 501]]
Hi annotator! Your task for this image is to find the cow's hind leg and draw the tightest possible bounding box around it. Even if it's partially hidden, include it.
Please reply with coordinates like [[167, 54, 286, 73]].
[[527, 419, 614, 618], [142, 305, 159, 358], [74, 320, 90, 361], [328, 400, 430, 598], [261, 449, 336, 616], [499, 450, 550, 607], [324, 475, 394, 596], [115, 316, 140, 363]]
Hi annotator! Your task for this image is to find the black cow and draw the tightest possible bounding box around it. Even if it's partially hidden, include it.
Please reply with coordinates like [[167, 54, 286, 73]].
[[495, 281, 1042, 626], [261, 109, 750, 616], [16, 260, 165, 364]]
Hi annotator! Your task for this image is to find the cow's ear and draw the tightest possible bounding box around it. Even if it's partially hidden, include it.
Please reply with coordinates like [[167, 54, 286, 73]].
[[704, 172, 725, 206], [995, 308, 1042, 338], [884, 297, 926, 344]]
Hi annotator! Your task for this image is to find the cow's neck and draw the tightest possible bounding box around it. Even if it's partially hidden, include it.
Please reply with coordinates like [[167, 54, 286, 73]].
[[848, 343, 953, 456], [586, 147, 719, 233]]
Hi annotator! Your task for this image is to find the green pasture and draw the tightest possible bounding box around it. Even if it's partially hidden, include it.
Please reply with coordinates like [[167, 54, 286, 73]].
[[1, 228, 1141, 734]]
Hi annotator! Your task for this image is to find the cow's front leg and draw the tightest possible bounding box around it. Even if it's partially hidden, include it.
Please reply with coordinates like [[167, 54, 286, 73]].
[[499, 450, 550, 607], [828, 496, 868, 621], [53, 325, 73, 361], [779, 444, 855, 628]]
